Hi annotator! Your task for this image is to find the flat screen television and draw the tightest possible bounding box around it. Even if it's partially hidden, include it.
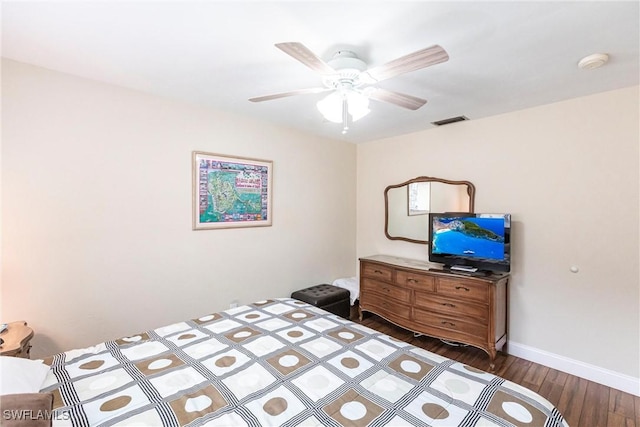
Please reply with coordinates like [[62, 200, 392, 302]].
[[428, 212, 511, 274]]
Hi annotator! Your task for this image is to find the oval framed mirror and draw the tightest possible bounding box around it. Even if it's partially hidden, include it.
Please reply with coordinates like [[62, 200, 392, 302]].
[[384, 176, 476, 244]]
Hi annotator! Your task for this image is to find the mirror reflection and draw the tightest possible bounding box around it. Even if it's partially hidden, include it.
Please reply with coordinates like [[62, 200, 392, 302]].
[[385, 177, 476, 244], [408, 182, 430, 216]]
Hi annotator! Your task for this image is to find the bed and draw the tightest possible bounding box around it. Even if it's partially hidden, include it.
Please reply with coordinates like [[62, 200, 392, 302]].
[[31, 298, 567, 426]]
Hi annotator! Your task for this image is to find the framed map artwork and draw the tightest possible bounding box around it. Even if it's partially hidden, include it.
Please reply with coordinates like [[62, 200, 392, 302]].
[[192, 152, 273, 230]]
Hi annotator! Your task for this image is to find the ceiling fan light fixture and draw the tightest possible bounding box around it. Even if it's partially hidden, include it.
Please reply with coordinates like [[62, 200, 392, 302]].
[[316, 92, 343, 123], [316, 90, 370, 125], [346, 91, 371, 121]]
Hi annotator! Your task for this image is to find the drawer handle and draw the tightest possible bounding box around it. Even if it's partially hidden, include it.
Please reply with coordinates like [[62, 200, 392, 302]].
[[373, 269, 384, 275], [441, 321, 456, 327], [442, 303, 456, 308], [407, 278, 418, 283], [382, 287, 390, 293], [455, 286, 470, 292]]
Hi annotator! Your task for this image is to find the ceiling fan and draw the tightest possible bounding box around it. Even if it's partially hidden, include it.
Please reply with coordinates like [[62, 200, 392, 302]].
[[249, 42, 449, 133]]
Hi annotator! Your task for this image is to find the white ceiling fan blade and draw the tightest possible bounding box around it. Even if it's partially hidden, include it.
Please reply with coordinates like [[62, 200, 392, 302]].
[[249, 87, 331, 103], [275, 42, 336, 75], [364, 45, 449, 83], [366, 88, 427, 110]]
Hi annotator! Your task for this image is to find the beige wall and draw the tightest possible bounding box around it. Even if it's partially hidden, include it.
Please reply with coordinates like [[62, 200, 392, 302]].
[[357, 86, 640, 378], [1, 60, 357, 358]]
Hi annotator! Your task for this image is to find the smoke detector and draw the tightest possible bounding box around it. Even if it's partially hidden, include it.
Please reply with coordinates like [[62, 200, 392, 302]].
[[578, 53, 609, 70]]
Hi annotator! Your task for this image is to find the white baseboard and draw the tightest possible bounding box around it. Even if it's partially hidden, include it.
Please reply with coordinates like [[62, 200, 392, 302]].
[[507, 341, 640, 397]]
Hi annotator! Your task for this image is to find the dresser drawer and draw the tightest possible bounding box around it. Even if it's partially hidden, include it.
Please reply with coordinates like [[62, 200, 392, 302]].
[[396, 270, 435, 291], [413, 308, 487, 338], [436, 277, 489, 303], [414, 292, 488, 321], [362, 293, 411, 320], [361, 262, 393, 282], [361, 278, 410, 303]]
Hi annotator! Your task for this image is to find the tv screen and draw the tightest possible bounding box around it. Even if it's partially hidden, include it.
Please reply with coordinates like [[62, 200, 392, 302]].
[[428, 213, 511, 273]]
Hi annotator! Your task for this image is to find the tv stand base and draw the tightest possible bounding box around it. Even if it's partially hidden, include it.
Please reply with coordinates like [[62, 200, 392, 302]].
[[450, 264, 478, 273], [443, 265, 493, 277]]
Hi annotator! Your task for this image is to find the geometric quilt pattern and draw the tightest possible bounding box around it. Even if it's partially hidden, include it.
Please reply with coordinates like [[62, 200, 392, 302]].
[[40, 298, 568, 426]]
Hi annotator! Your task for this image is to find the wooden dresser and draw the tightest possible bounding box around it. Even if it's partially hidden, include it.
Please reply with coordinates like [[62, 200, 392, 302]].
[[359, 255, 509, 369]]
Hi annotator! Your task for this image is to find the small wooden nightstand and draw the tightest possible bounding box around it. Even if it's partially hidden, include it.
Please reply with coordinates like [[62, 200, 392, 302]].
[[0, 321, 34, 358]]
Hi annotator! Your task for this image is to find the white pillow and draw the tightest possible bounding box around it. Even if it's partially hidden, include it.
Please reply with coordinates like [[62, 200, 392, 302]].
[[0, 356, 50, 395]]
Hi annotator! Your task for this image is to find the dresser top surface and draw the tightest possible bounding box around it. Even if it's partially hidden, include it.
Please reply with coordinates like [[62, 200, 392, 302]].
[[360, 254, 436, 271], [359, 254, 510, 281]]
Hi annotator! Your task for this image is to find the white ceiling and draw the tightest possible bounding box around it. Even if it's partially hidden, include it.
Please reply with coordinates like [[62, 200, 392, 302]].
[[2, 1, 639, 143]]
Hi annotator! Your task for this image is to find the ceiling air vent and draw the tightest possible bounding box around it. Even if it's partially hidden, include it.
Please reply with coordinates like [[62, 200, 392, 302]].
[[431, 116, 469, 126]]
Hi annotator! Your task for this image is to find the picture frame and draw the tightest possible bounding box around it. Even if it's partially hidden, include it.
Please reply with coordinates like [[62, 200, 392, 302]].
[[192, 151, 273, 230]]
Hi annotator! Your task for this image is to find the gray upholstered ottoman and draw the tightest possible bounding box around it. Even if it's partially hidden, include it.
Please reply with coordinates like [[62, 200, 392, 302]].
[[291, 284, 351, 319]]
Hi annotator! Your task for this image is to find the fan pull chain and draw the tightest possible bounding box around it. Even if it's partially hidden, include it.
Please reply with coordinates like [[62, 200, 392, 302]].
[[342, 97, 349, 134]]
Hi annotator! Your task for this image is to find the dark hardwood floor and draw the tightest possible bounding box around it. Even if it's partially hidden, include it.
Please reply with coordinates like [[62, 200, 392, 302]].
[[354, 311, 639, 427]]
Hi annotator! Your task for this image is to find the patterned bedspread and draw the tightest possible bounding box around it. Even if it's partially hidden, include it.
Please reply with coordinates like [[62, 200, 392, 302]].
[[41, 298, 567, 426]]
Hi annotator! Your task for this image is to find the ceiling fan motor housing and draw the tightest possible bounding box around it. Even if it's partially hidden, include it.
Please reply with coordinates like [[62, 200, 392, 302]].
[[324, 51, 368, 89]]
